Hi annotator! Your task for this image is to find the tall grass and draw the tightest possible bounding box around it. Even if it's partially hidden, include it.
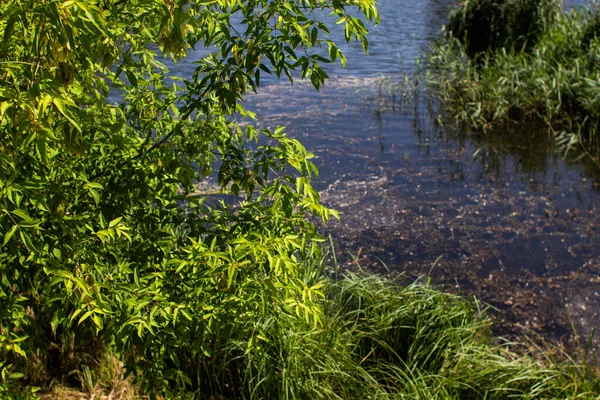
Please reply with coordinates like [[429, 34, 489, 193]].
[[172, 270, 600, 399], [27, 245, 600, 398], [38, 270, 600, 399], [427, 0, 600, 163], [446, 0, 560, 56]]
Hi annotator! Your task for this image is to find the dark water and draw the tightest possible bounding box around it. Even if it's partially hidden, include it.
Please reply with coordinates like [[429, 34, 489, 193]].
[[179, 0, 600, 353]]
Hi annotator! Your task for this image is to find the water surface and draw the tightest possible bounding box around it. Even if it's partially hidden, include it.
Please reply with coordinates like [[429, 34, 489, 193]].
[[182, 0, 600, 353]]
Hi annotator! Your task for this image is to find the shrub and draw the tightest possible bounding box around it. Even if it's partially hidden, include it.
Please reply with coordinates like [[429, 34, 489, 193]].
[[0, 0, 378, 396], [447, 0, 561, 56]]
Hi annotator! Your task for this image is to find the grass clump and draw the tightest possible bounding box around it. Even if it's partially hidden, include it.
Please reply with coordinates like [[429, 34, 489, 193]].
[[304, 273, 599, 399], [179, 270, 600, 399], [427, 0, 600, 162]]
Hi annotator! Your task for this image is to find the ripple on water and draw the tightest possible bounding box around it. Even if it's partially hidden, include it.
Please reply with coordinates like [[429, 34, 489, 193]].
[[183, 0, 600, 357], [241, 70, 600, 357]]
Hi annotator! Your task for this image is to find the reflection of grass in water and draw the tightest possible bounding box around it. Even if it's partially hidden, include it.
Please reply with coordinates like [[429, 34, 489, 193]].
[[359, 69, 422, 115], [359, 4, 600, 183], [249, 68, 600, 185], [426, 0, 600, 165]]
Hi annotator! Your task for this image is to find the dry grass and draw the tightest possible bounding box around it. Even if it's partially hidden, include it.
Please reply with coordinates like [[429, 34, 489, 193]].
[[37, 354, 137, 400]]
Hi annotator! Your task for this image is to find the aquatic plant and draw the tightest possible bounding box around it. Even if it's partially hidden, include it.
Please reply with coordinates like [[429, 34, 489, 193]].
[[427, 1, 600, 162]]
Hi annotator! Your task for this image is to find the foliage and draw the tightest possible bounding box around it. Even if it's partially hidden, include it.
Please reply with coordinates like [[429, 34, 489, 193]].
[[427, 1, 600, 161], [582, 6, 600, 49], [198, 269, 600, 399], [41, 270, 600, 399], [4, 0, 597, 397], [317, 273, 600, 399], [0, 0, 379, 396]]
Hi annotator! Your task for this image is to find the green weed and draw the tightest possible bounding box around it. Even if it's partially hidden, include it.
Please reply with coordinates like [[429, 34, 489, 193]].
[[427, 0, 600, 163], [29, 268, 600, 399]]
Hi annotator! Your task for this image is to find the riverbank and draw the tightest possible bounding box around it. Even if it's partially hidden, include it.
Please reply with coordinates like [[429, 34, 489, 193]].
[[426, 0, 600, 163], [34, 272, 600, 399]]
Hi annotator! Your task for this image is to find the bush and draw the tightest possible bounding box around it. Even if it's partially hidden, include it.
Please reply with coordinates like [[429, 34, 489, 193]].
[[0, 0, 378, 396], [428, 3, 600, 160], [447, 0, 561, 56]]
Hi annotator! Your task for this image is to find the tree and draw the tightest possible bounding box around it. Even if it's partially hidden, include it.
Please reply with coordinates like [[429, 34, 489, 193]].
[[0, 0, 378, 396]]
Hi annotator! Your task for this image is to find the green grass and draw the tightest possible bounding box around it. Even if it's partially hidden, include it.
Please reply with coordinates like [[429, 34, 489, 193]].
[[426, 0, 600, 163], [34, 269, 600, 399]]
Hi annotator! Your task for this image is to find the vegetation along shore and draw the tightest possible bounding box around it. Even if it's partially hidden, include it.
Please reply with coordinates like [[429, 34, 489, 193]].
[[427, 0, 600, 164], [1, 0, 599, 398]]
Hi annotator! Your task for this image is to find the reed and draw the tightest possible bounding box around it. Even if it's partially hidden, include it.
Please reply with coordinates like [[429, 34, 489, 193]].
[[427, 0, 600, 162]]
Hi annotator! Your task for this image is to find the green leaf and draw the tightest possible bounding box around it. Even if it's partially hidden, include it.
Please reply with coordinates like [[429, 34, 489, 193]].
[[12, 209, 32, 222], [3, 224, 18, 245], [52, 98, 82, 131], [86, 182, 103, 190], [109, 217, 122, 228], [79, 311, 93, 325], [92, 314, 103, 328], [19, 231, 38, 253], [8, 372, 25, 380]]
